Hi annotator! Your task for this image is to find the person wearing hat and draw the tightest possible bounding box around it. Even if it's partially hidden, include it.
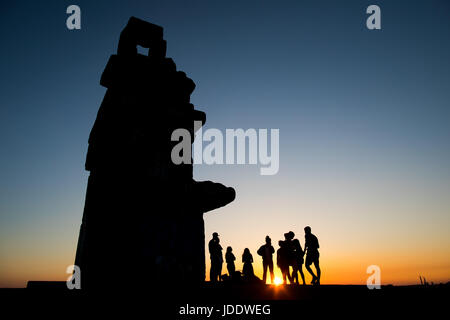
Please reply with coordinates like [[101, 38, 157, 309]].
[[208, 232, 223, 282], [304, 226, 321, 285], [257, 236, 275, 284]]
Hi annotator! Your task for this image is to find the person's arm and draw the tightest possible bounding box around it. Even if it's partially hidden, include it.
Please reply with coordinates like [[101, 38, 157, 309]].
[[257, 246, 263, 256]]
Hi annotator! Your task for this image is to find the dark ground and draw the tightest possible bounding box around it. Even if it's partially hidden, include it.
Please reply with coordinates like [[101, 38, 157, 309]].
[[1, 282, 448, 318]]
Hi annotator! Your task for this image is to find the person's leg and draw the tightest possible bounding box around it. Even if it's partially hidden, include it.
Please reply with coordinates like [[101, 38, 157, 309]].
[[292, 263, 298, 284], [287, 266, 293, 284], [210, 262, 215, 282], [218, 263, 223, 281], [299, 264, 306, 285], [262, 261, 267, 283], [314, 260, 321, 284], [269, 263, 273, 284], [305, 259, 317, 284]]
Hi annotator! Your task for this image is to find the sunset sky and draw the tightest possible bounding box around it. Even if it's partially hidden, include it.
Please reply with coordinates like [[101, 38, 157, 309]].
[[1, 0, 449, 287]]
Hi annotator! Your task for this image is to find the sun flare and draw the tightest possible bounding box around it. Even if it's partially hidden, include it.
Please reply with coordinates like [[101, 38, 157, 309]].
[[274, 276, 283, 286]]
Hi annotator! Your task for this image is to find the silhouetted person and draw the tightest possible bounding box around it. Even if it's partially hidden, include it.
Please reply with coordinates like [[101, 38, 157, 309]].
[[257, 235, 275, 284], [291, 237, 306, 285], [209, 232, 223, 282], [304, 226, 321, 285], [225, 246, 236, 277], [277, 240, 292, 284], [242, 248, 255, 280], [284, 231, 296, 280]]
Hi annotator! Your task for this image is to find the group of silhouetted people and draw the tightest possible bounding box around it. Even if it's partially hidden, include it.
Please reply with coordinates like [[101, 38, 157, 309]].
[[209, 226, 321, 285], [209, 232, 259, 282]]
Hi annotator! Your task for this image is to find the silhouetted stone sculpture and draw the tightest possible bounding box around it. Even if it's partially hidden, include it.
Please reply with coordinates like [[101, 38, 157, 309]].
[[74, 17, 235, 290]]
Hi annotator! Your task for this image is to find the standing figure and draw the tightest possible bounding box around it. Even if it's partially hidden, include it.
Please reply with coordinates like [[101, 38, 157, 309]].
[[242, 248, 255, 280], [304, 226, 321, 285], [284, 231, 296, 280], [209, 232, 223, 282], [257, 236, 275, 284], [276, 240, 292, 284], [225, 246, 236, 277], [291, 236, 306, 285]]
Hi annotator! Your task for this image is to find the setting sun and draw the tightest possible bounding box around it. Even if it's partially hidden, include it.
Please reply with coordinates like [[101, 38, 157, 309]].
[[274, 277, 283, 286]]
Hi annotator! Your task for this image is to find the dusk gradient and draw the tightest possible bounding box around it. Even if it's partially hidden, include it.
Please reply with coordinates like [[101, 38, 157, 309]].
[[1, 0, 449, 287]]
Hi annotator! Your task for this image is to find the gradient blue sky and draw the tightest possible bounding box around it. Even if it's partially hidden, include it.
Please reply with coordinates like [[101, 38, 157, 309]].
[[1, 0, 449, 287]]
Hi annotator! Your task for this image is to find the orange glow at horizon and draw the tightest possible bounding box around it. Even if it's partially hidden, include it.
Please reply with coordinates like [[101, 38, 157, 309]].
[[1, 217, 449, 288], [200, 188, 450, 287], [1, 183, 450, 288]]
